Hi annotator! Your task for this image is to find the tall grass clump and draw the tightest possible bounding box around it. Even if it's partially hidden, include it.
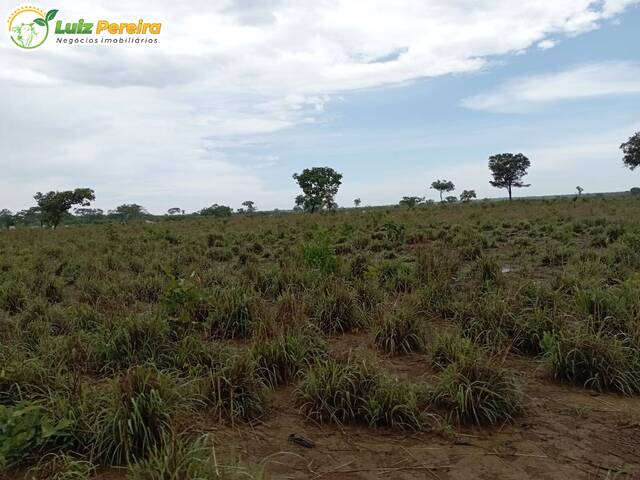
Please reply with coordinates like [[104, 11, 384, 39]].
[[91, 366, 178, 465], [543, 331, 640, 395], [432, 356, 522, 425], [373, 306, 426, 355], [296, 358, 424, 430], [251, 325, 326, 387], [311, 281, 360, 334], [127, 433, 266, 480]]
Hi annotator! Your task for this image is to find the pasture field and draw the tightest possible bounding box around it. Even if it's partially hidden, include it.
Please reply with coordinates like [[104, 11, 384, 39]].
[[0, 197, 639, 479]]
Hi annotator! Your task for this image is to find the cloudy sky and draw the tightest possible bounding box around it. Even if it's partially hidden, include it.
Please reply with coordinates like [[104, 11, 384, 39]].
[[1, 0, 639, 213]]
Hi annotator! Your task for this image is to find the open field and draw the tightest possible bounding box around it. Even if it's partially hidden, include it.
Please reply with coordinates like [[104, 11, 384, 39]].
[[1, 197, 639, 479]]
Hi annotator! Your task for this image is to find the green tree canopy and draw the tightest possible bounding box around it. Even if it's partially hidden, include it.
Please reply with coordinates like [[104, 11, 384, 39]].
[[293, 167, 343, 213], [621, 132, 640, 170], [199, 204, 232, 217], [0, 209, 14, 229], [488, 153, 531, 200], [430, 179, 455, 202], [241, 200, 256, 213], [34, 188, 95, 228], [460, 190, 477, 202], [399, 196, 424, 208], [111, 204, 148, 223]]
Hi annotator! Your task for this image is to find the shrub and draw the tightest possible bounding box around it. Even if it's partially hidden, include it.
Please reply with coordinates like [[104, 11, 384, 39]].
[[208, 287, 257, 339]]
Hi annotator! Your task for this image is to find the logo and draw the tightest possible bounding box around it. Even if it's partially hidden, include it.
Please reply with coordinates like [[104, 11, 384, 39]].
[[7, 6, 162, 49], [7, 6, 57, 49]]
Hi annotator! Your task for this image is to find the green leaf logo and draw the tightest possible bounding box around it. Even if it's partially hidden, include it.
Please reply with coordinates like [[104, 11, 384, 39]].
[[33, 17, 46, 26], [45, 9, 57, 22]]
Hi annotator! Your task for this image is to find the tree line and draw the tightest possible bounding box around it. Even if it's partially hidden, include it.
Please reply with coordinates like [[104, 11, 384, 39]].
[[2, 131, 640, 228]]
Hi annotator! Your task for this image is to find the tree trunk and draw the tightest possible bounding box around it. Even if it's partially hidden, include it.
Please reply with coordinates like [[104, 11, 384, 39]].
[[508, 186, 512, 201]]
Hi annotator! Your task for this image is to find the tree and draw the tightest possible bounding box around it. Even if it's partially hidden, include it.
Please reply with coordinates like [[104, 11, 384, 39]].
[[15, 207, 42, 226], [354, 198, 361, 208], [167, 207, 183, 215], [460, 190, 477, 202], [430, 179, 455, 202], [576, 186, 584, 196], [74, 208, 104, 223], [488, 153, 531, 200], [399, 196, 424, 208], [34, 188, 95, 228], [111, 204, 147, 223], [445, 196, 458, 203], [199, 204, 232, 217], [292, 167, 342, 213], [621, 132, 640, 170], [630, 187, 640, 196], [241, 200, 256, 213], [0, 209, 14, 229]]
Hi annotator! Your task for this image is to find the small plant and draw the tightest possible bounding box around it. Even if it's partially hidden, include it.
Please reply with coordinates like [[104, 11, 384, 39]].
[[433, 357, 522, 425], [0, 401, 72, 468], [28, 453, 95, 480], [127, 433, 266, 480], [373, 307, 426, 355], [311, 281, 360, 333], [251, 326, 326, 387], [431, 332, 476, 370]]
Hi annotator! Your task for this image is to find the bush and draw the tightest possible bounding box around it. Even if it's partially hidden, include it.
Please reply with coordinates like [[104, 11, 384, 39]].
[[431, 332, 476, 370], [311, 281, 360, 333]]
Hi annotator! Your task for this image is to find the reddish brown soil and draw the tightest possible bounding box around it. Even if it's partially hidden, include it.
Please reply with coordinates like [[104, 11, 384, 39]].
[[204, 334, 640, 480]]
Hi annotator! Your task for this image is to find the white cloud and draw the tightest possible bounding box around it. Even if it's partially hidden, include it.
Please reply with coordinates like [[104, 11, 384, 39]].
[[537, 39, 557, 50], [1, 0, 639, 211], [462, 61, 640, 113]]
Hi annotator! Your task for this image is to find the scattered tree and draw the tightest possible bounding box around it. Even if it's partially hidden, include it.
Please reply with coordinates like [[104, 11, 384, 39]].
[[74, 208, 104, 223], [621, 132, 640, 170], [292, 167, 342, 213], [15, 207, 42, 227], [399, 196, 424, 208], [488, 153, 531, 200], [111, 204, 148, 223], [630, 187, 640, 196], [241, 200, 257, 213], [0, 209, 14, 229], [354, 198, 361, 208], [460, 190, 477, 203], [445, 196, 458, 203], [199, 204, 232, 217], [34, 188, 95, 228], [167, 207, 183, 215], [576, 186, 584, 196], [430, 179, 455, 202]]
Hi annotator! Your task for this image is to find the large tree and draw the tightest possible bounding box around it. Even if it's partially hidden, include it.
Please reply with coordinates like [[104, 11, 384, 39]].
[[430, 179, 455, 202], [292, 167, 342, 213], [488, 153, 531, 201], [34, 188, 95, 228], [621, 132, 640, 170]]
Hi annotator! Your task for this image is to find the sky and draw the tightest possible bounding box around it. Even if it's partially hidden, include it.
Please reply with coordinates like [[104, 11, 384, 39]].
[[1, 0, 639, 214]]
